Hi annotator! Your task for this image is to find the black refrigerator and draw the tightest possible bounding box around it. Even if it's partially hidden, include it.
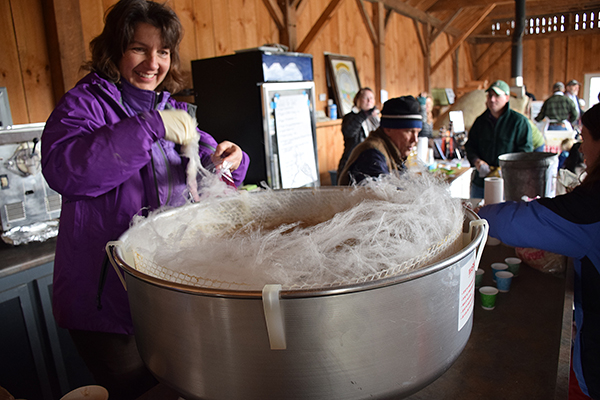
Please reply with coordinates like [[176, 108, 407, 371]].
[[191, 48, 319, 189]]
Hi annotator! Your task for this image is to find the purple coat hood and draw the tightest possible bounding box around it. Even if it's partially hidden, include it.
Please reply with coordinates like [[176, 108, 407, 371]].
[[42, 72, 249, 334]]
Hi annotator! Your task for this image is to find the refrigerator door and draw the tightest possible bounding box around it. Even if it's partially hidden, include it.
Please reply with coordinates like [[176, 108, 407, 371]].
[[260, 82, 319, 190]]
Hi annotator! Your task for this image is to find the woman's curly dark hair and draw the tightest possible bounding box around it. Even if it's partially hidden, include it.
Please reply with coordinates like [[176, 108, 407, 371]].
[[84, 0, 185, 93]]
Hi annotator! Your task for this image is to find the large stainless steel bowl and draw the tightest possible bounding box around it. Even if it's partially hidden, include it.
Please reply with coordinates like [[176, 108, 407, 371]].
[[107, 208, 487, 400]]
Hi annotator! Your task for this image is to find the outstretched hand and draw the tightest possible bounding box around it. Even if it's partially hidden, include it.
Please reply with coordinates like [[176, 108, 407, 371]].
[[211, 141, 243, 171]]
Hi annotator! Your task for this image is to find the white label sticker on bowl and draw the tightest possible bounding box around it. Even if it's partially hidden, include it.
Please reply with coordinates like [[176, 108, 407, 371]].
[[458, 252, 476, 331]]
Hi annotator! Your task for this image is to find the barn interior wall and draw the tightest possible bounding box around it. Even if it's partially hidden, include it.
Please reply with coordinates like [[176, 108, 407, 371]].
[[3, 0, 473, 125]]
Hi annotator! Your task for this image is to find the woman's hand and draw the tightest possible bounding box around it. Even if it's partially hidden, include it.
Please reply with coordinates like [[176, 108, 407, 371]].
[[211, 141, 243, 171]]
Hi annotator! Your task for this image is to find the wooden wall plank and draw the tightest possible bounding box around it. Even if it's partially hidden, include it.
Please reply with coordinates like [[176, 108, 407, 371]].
[[170, 0, 197, 88], [8, 0, 595, 132], [315, 121, 344, 184], [191, 0, 216, 59], [211, 1, 233, 56], [0, 0, 28, 124], [78, 0, 105, 62], [228, 0, 259, 52], [12, 0, 55, 123], [255, 0, 280, 46]]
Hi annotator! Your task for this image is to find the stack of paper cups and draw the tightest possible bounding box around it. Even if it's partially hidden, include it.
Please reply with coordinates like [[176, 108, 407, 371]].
[[484, 177, 504, 204], [417, 137, 429, 163]]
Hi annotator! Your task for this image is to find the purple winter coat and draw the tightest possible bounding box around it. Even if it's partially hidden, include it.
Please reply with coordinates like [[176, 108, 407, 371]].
[[42, 72, 249, 334]]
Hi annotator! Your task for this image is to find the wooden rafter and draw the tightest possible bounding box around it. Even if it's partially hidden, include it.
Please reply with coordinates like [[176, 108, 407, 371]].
[[373, 0, 463, 37], [428, 0, 510, 12], [356, 0, 378, 46], [384, 8, 393, 27], [297, 0, 346, 53], [475, 43, 495, 63], [430, 8, 463, 44], [262, 0, 285, 30], [431, 4, 495, 73], [296, 0, 309, 15], [413, 20, 427, 57]]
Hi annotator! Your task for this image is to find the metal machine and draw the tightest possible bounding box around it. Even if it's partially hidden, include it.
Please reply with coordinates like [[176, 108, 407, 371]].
[[0, 123, 61, 235]]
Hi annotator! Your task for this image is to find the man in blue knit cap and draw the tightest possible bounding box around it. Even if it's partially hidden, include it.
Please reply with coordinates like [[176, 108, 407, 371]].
[[338, 96, 422, 185]]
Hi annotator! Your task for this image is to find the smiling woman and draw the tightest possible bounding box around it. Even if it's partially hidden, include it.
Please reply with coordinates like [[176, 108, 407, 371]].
[[40, 0, 250, 398], [119, 23, 171, 91]]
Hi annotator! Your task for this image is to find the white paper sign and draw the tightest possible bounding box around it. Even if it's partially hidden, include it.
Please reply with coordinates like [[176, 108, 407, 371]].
[[458, 252, 476, 331], [273, 93, 318, 188]]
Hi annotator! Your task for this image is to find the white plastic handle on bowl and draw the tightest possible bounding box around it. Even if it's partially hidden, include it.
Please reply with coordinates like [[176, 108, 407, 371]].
[[468, 219, 489, 270], [262, 284, 287, 350]]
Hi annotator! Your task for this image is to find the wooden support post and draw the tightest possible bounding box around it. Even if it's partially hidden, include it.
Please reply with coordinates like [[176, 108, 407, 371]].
[[281, 0, 298, 51], [423, 22, 431, 93], [41, 0, 87, 102], [454, 46, 460, 90], [374, 2, 386, 106]]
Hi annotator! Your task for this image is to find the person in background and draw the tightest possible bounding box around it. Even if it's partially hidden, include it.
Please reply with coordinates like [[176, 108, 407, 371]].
[[478, 103, 600, 400], [336, 87, 380, 180], [562, 141, 585, 175], [566, 79, 584, 129], [530, 119, 546, 152], [338, 96, 421, 185], [524, 84, 536, 101], [465, 80, 532, 198], [417, 92, 434, 138], [41, 1, 249, 398], [558, 137, 576, 169], [535, 81, 578, 130]]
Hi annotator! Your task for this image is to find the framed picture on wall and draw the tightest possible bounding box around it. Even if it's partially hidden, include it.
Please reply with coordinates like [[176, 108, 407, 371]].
[[325, 53, 362, 117]]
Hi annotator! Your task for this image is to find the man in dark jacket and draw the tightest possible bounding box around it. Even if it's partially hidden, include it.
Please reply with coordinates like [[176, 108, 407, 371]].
[[465, 80, 533, 198], [338, 96, 422, 185]]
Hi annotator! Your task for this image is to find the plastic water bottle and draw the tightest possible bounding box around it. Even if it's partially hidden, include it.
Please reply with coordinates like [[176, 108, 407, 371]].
[[328, 100, 337, 120]]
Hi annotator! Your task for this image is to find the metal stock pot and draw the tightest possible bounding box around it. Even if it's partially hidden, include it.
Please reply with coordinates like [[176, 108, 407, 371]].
[[107, 206, 487, 400]]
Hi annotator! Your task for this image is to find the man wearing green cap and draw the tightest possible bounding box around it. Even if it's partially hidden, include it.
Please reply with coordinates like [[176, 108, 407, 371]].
[[465, 80, 533, 198]]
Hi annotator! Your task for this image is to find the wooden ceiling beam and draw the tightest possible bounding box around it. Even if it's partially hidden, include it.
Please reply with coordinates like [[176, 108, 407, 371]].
[[297, 0, 346, 52], [431, 4, 495, 73], [473, 26, 600, 43], [365, 0, 463, 37], [356, 0, 379, 46], [430, 8, 463, 44], [477, 2, 600, 20], [428, 0, 509, 12]]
